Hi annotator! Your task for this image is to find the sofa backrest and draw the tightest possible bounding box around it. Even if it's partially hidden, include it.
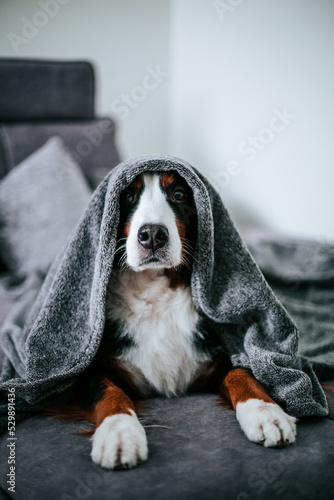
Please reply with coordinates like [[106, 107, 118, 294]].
[[0, 58, 121, 188], [0, 59, 95, 122]]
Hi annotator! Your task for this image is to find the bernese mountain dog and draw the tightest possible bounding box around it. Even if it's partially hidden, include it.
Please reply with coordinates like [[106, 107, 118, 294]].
[[54, 170, 297, 469]]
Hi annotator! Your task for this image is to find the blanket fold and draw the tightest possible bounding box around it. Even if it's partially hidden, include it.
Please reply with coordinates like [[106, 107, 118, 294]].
[[0, 155, 333, 432]]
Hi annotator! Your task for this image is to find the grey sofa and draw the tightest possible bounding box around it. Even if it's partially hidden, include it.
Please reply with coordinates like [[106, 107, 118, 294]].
[[0, 59, 333, 500]]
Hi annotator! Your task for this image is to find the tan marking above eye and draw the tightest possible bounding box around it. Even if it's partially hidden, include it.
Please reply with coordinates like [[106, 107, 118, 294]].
[[160, 172, 176, 189], [129, 174, 144, 190]]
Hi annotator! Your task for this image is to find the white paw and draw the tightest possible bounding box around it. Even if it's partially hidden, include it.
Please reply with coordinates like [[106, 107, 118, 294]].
[[91, 410, 148, 469], [236, 399, 297, 447]]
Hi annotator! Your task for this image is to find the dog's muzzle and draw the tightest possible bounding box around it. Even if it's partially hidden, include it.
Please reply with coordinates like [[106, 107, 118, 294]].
[[137, 224, 169, 252]]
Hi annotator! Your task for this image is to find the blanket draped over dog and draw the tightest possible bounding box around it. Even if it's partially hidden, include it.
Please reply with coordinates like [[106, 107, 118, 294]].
[[0, 155, 333, 432]]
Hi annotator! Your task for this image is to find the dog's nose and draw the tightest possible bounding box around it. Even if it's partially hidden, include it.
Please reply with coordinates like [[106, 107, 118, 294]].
[[137, 224, 169, 251]]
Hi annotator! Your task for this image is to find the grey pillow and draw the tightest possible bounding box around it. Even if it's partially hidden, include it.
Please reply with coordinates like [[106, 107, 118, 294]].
[[0, 137, 92, 277]]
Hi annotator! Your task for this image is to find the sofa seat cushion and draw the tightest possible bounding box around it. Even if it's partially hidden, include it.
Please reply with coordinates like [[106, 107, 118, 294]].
[[0, 395, 333, 500]]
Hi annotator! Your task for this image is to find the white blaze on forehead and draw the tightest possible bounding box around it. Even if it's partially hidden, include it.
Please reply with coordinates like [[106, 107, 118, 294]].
[[133, 174, 175, 224], [126, 173, 182, 270]]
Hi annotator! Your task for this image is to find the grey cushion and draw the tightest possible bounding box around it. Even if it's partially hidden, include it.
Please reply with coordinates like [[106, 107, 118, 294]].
[[0, 395, 333, 500], [0, 136, 92, 277]]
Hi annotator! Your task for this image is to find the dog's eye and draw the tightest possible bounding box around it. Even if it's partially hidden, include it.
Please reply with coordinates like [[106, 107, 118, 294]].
[[124, 190, 137, 204], [171, 188, 186, 202]]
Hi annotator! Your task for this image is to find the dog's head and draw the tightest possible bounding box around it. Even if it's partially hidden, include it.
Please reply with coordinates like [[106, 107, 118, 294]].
[[115, 171, 197, 272]]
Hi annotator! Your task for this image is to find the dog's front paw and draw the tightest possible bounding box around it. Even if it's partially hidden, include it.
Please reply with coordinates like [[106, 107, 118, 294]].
[[236, 399, 297, 447], [91, 410, 148, 469]]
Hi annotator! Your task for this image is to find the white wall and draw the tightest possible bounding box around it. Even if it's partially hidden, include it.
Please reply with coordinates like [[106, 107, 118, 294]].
[[0, 0, 170, 159], [0, 0, 333, 240], [170, 0, 334, 241]]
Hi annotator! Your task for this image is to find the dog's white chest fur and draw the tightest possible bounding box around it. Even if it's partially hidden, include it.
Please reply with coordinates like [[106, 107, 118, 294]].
[[106, 270, 208, 396]]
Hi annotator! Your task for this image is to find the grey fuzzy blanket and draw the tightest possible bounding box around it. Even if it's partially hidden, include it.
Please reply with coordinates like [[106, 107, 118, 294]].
[[0, 155, 332, 432]]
